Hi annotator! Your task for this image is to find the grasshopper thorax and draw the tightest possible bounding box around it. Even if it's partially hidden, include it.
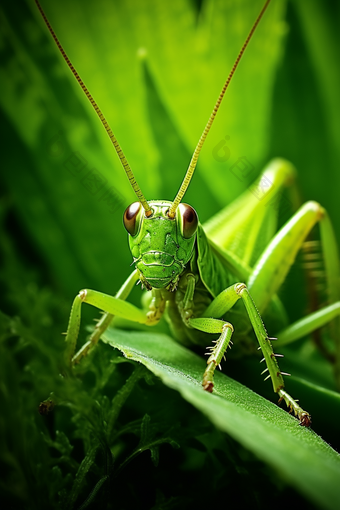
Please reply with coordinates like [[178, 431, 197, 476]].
[[123, 200, 198, 291]]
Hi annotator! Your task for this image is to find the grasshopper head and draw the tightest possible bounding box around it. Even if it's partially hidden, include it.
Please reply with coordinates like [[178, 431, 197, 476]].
[[123, 200, 198, 290]]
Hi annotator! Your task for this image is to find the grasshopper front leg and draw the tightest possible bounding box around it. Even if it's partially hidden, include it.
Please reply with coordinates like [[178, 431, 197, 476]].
[[189, 283, 311, 427], [64, 269, 163, 369]]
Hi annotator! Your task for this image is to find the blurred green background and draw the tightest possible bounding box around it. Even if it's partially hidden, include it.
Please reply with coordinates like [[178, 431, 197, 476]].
[[1, 0, 340, 508]]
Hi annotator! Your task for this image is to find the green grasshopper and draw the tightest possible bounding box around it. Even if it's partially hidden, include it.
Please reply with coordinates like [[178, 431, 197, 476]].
[[36, 0, 340, 427]]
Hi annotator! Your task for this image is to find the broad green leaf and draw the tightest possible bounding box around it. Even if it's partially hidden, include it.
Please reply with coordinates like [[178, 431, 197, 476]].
[[102, 328, 340, 510]]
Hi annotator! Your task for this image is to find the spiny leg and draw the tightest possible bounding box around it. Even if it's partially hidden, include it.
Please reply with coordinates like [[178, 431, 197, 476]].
[[190, 283, 311, 426], [189, 318, 234, 393]]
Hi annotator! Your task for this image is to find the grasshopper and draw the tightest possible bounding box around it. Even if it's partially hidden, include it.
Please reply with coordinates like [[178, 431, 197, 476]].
[[36, 0, 340, 427]]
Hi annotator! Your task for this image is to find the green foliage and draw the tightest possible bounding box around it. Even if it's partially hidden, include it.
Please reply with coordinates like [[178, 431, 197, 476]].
[[1, 0, 340, 508]]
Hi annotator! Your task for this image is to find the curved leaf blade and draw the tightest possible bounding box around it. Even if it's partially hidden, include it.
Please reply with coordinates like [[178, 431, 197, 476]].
[[102, 328, 340, 510]]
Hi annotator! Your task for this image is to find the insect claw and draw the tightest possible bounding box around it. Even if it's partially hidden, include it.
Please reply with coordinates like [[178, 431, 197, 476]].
[[299, 412, 312, 427]]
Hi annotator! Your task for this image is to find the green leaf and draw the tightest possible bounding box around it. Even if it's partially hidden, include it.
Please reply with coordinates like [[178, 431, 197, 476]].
[[102, 328, 340, 510]]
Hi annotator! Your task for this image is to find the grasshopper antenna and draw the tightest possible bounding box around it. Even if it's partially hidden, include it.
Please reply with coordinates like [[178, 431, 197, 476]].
[[35, 0, 153, 217], [168, 0, 271, 219]]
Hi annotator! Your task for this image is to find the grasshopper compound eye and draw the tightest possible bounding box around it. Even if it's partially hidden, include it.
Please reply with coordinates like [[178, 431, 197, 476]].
[[123, 202, 142, 236], [178, 203, 198, 239]]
